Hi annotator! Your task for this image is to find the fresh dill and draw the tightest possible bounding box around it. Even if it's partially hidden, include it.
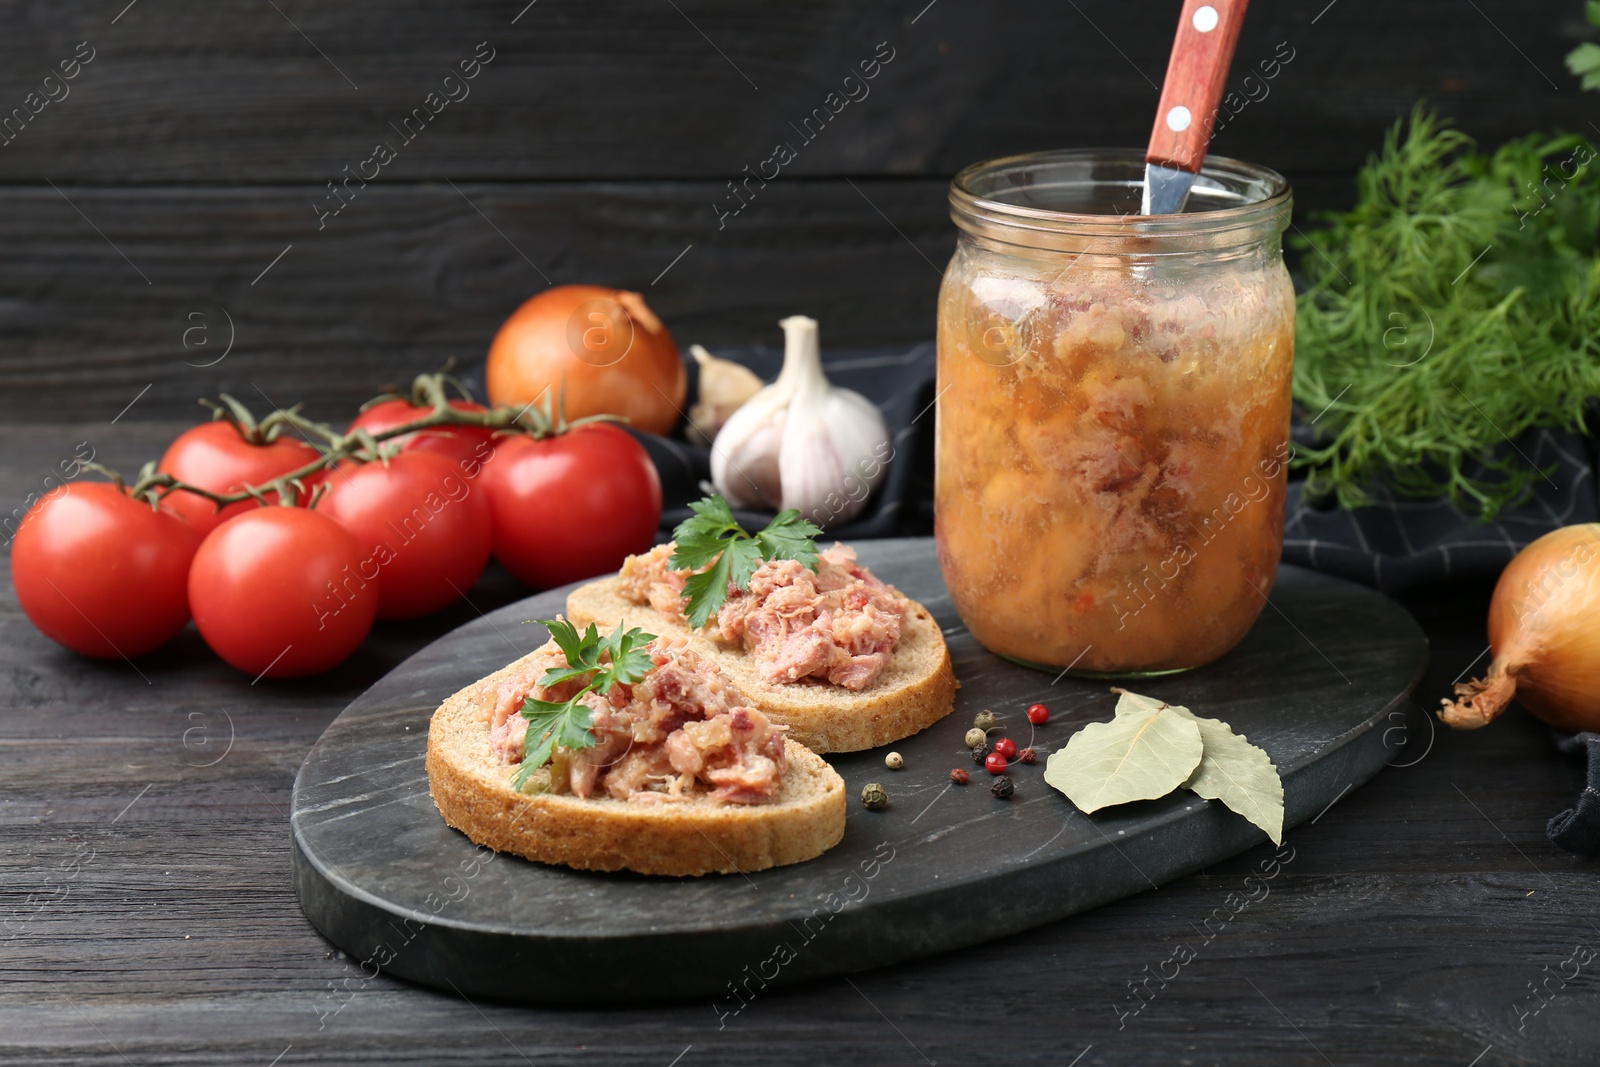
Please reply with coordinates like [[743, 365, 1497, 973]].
[[1291, 104, 1600, 520]]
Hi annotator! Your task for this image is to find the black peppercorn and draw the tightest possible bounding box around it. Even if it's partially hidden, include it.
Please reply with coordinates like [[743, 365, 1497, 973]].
[[970, 742, 991, 765], [991, 775, 1015, 799]]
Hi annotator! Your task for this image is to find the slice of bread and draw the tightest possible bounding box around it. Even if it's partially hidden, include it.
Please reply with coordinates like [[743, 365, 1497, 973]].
[[426, 648, 847, 876], [566, 576, 958, 753]]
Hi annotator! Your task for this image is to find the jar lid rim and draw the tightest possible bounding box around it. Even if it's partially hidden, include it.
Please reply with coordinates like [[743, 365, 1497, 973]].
[[950, 148, 1291, 242]]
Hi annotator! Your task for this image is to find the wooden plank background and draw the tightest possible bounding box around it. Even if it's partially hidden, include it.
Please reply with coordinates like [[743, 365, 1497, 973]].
[[0, 0, 1590, 421]]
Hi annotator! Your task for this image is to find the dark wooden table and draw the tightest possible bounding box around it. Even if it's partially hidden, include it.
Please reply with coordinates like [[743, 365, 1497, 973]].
[[3, 421, 1596, 1066]]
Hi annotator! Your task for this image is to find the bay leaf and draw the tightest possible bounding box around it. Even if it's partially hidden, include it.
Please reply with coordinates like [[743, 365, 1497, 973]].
[[1169, 704, 1285, 845], [1043, 692, 1203, 813]]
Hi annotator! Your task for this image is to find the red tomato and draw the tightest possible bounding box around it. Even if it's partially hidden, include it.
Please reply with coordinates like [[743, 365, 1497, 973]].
[[189, 508, 376, 679], [158, 421, 326, 538], [10, 483, 200, 659], [320, 452, 493, 620], [348, 398, 497, 469], [480, 423, 661, 589]]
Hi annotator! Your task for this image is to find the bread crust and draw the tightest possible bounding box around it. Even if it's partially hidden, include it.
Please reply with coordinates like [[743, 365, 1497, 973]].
[[566, 576, 958, 753], [425, 649, 847, 876]]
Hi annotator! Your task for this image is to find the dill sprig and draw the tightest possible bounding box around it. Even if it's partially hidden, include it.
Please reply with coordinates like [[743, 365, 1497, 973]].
[[1291, 104, 1600, 520]]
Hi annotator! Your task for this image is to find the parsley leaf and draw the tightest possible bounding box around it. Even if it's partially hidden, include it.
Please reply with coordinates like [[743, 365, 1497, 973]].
[[667, 495, 745, 571], [668, 495, 821, 629], [754, 509, 821, 570], [678, 540, 760, 629], [545, 619, 595, 668], [517, 694, 598, 778], [1568, 42, 1600, 91], [1572, 6, 1600, 91], [602, 625, 656, 687], [535, 663, 599, 690], [513, 618, 656, 787]]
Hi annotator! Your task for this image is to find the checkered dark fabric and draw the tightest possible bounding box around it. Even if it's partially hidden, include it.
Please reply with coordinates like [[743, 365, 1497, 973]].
[[1282, 426, 1600, 592]]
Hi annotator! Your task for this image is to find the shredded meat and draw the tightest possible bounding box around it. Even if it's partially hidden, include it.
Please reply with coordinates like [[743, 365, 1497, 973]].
[[617, 544, 691, 616], [486, 648, 569, 763], [615, 541, 908, 691], [489, 635, 787, 805]]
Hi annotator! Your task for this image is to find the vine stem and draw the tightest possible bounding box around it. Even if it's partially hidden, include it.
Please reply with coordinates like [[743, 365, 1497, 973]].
[[122, 374, 623, 511]]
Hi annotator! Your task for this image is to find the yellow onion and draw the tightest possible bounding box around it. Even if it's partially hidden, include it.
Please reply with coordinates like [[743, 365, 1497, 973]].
[[1440, 524, 1600, 732], [486, 285, 685, 436]]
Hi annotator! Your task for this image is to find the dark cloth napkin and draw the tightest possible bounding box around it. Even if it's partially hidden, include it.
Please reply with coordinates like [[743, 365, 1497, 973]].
[[1548, 732, 1600, 856], [1282, 423, 1600, 592]]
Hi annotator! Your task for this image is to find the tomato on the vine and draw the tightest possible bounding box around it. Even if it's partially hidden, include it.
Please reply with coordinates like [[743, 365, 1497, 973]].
[[10, 483, 201, 659], [188, 507, 377, 679], [347, 398, 497, 469], [320, 451, 493, 620], [479, 423, 661, 589], [158, 421, 325, 538]]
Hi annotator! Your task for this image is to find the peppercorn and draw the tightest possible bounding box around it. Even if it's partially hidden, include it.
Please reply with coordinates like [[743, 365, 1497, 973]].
[[964, 727, 987, 749], [1027, 702, 1050, 725], [984, 751, 1008, 775], [860, 783, 889, 810], [949, 767, 970, 785], [885, 751, 904, 770], [970, 742, 991, 765], [973, 710, 998, 731], [1019, 747, 1037, 764], [992, 737, 1018, 760], [991, 775, 1015, 799]]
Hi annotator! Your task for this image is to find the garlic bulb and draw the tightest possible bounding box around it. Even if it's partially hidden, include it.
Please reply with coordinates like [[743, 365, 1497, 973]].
[[686, 345, 765, 447], [711, 315, 891, 527]]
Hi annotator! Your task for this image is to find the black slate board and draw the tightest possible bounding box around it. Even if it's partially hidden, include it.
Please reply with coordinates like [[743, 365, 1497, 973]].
[[291, 540, 1428, 1004]]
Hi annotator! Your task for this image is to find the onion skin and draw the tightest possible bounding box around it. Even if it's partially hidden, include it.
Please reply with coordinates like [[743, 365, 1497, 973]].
[[486, 285, 686, 436], [1440, 523, 1600, 731]]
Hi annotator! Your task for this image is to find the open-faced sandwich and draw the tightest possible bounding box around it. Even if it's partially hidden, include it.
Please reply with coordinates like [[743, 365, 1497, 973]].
[[565, 496, 957, 753], [426, 618, 846, 876]]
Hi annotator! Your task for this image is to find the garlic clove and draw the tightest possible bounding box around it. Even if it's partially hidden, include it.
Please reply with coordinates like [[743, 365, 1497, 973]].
[[686, 345, 765, 447]]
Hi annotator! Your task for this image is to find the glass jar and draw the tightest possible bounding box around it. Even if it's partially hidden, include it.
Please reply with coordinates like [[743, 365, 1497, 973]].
[[935, 149, 1294, 676]]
